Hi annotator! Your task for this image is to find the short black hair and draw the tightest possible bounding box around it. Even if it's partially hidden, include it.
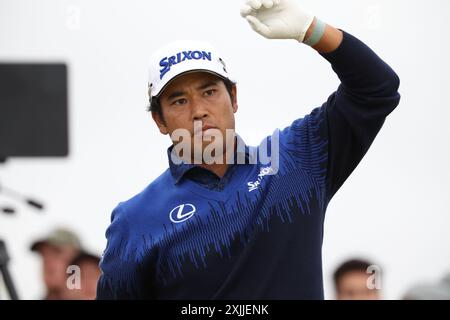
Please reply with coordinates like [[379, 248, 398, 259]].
[[333, 259, 373, 290], [147, 77, 236, 123]]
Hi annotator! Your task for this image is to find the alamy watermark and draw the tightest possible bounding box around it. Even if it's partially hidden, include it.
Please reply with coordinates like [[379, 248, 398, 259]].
[[169, 121, 280, 175], [366, 264, 382, 290], [66, 5, 81, 31], [66, 265, 81, 290]]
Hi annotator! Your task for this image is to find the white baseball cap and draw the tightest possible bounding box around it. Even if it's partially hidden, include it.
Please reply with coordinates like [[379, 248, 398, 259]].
[[148, 40, 235, 100]]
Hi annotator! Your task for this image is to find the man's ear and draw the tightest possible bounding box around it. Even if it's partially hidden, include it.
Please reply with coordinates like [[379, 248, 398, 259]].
[[231, 85, 238, 113], [151, 111, 169, 135]]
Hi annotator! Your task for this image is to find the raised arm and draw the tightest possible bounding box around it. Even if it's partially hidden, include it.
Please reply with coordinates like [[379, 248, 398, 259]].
[[241, 0, 401, 202]]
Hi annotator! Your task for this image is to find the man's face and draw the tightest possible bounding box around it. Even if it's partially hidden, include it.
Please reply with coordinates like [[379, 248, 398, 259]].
[[153, 72, 238, 160], [336, 271, 381, 300], [38, 244, 79, 291]]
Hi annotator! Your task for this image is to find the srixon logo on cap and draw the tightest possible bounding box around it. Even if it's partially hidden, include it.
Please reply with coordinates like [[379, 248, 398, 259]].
[[159, 51, 212, 80]]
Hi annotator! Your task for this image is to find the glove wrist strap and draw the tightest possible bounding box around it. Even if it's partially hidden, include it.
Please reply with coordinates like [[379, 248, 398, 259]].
[[303, 18, 326, 46]]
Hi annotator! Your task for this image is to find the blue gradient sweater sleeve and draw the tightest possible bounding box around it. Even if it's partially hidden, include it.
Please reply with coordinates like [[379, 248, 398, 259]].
[[97, 204, 156, 299], [281, 30, 400, 204], [320, 31, 401, 202]]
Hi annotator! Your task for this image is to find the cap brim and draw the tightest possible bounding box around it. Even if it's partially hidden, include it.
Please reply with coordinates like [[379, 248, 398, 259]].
[[154, 69, 234, 99], [30, 240, 49, 252], [30, 239, 79, 252]]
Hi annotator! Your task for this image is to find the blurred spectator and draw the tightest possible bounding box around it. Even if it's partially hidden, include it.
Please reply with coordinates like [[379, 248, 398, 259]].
[[65, 251, 101, 300], [333, 258, 381, 300], [30, 228, 81, 300], [403, 273, 450, 300]]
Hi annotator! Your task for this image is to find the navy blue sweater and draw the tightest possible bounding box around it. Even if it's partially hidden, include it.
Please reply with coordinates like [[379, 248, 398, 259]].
[[97, 31, 401, 299]]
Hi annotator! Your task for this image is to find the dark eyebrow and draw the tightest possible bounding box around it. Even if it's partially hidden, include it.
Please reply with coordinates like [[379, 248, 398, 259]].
[[166, 80, 220, 101], [196, 80, 220, 91], [166, 90, 186, 101]]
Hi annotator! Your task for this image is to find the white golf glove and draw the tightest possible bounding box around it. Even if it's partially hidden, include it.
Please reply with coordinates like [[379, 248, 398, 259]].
[[240, 0, 315, 43]]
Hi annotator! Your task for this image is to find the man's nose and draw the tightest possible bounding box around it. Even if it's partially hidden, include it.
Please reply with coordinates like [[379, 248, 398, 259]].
[[191, 97, 209, 121]]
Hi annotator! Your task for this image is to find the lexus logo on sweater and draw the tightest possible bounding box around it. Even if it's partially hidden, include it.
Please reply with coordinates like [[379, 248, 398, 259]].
[[170, 204, 196, 223]]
